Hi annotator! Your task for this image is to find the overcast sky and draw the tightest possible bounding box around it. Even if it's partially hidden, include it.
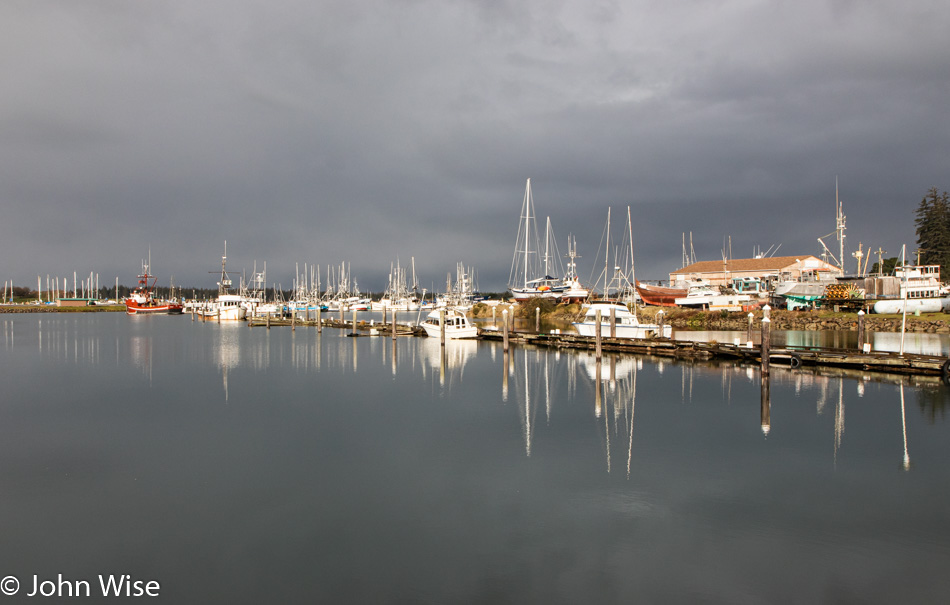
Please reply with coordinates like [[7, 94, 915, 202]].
[[2, 0, 948, 294]]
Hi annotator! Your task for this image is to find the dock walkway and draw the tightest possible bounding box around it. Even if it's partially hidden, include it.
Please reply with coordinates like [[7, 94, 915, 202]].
[[241, 314, 949, 379]]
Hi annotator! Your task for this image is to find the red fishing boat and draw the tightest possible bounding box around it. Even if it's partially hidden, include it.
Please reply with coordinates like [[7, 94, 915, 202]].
[[125, 263, 183, 315]]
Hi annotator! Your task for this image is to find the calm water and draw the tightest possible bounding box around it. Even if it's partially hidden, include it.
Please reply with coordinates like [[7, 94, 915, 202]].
[[2, 313, 949, 604]]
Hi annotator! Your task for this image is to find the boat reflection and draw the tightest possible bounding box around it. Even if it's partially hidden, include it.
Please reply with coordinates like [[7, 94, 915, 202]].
[[579, 353, 640, 477]]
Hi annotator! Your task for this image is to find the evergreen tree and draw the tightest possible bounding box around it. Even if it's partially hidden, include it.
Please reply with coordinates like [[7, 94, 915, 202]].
[[914, 187, 950, 275]]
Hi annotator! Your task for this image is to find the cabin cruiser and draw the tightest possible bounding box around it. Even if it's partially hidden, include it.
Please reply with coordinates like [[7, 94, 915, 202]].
[[572, 301, 672, 339], [420, 308, 478, 339]]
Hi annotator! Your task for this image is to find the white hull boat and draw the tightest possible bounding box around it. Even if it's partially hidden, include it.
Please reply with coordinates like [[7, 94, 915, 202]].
[[420, 309, 478, 339], [572, 301, 671, 339]]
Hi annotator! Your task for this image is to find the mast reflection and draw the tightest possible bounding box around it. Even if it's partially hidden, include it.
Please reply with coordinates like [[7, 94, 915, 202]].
[[580, 352, 640, 475]]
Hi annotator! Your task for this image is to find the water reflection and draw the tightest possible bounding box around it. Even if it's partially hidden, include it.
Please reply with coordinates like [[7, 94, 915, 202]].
[[676, 329, 950, 356], [420, 338, 477, 388]]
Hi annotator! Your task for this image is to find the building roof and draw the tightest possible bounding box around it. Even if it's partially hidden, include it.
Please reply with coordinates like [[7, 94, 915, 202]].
[[670, 255, 829, 275]]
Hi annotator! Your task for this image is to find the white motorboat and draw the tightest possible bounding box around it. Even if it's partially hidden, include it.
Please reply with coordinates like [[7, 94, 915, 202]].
[[420, 308, 478, 339], [572, 301, 671, 339]]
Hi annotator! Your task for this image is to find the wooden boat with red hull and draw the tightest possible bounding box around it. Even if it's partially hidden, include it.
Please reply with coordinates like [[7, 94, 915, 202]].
[[125, 263, 183, 315], [635, 281, 687, 307]]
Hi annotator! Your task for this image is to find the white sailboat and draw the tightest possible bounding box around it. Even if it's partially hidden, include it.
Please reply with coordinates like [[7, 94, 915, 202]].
[[508, 179, 566, 301]]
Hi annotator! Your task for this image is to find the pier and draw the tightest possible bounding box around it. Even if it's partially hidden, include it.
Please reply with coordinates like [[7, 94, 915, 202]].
[[241, 312, 950, 380], [477, 329, 950, 379]]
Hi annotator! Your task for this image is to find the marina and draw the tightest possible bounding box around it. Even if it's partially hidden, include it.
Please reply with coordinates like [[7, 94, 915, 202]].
[[2, 312, 948, 603]]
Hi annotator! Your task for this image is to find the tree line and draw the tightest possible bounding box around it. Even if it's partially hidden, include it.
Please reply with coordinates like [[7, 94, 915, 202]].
[[915, 186, 950, 276]]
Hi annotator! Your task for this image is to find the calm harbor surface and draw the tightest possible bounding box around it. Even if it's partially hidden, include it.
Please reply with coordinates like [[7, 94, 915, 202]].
[[2, 313, 949, 603]]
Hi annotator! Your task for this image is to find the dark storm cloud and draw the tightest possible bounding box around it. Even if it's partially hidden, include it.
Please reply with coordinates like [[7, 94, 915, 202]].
[[1, 0, 948, 292]]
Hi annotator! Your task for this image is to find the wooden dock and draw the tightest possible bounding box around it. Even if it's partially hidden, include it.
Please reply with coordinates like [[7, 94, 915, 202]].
[[242, 314, 950, 380], [477, 329, 950, 379]]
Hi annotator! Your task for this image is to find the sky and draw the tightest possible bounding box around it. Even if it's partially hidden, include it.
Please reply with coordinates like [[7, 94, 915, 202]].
[[2, 0, 949, 295]]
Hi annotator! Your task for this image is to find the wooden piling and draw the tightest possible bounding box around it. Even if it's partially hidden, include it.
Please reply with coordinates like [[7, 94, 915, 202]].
[[440, 308, 446, 346], [503, 309, 509, 353], [610, 306, 616, 338], [857, 310, 865, 351], [535, 307, 540, 333], [317, 306, 322, 333], [761, 316, 771, 376], [595, 309, 602, 361], [392, 309, 397, 341], [747, 312, 754, 345]]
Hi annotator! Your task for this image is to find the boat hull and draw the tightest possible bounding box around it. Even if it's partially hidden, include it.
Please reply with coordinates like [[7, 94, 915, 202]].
[[420, 324, 478, 339], [573, 322, 672, 339], [635, 282, 686, 307], [125, 300, 184, 315]]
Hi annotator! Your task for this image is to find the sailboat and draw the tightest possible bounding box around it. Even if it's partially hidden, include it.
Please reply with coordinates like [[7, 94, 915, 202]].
[[573, 207, 671, 338], [508, 179, 588, 301]]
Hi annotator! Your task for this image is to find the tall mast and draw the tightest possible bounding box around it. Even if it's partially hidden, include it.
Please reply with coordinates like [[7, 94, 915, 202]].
[[836, 177, 846, 272], [543, 216, 552, 277], [524, 179, 532, 288], [604, 207, 611, 297], [627, 206, 636, 308]]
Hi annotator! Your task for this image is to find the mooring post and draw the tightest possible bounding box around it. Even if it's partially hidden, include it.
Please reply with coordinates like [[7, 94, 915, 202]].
[[266, 312, 270, 329], [383, 306, 387, 326], [761, 315, 771, 376], [747, 312, 754, 346], [595, 308, 602, 361], [857, 310, 865, 351], [503, 309, 509, 353], [317, 306, 322, 333], [657, 310, 665, 337], [352, 308, 358, 336], [610, 306, 616, 338], [492, 305, 496, 327], [216, 308, 220, 324], [440, 308, 446, 346], [535, 307, 540, 333], [292, 308, 296, 331]]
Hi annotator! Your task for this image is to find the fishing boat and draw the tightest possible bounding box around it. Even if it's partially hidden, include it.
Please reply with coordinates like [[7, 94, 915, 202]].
[[420, 308, 478, 339], [124, 261, 183, 315], [572, 300, 671, 339], [198, 243, 247, 321]]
